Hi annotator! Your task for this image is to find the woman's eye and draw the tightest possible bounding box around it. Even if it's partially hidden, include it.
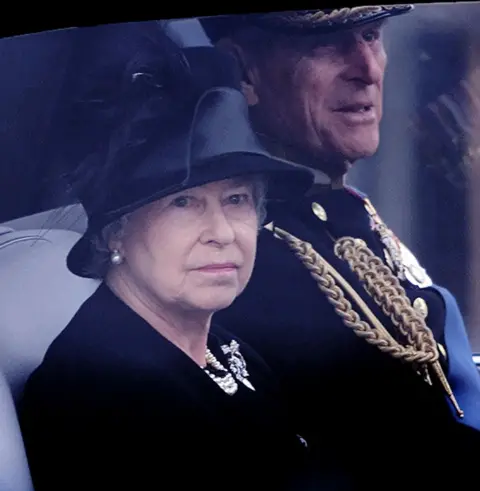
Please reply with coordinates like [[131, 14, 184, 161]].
[[227, 193, 251, 205], [171, 196, 192, 208]]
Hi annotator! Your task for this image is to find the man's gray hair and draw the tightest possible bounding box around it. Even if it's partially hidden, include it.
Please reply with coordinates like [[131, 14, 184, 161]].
[[84, 174, 269, 279]]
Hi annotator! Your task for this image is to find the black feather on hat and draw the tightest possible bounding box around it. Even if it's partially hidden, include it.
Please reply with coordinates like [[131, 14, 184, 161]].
[[60, 21, 313, 278], [200, 5, 414, 42]]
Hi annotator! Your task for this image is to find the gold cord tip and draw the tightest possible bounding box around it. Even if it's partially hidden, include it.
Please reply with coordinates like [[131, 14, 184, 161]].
[[446, 387, 465, 418], [431, 361, 464, 418], [451, 398, 464, 419]]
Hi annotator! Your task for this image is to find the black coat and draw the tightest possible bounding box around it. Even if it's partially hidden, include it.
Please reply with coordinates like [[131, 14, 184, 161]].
[[215, 186, 480, 489], [19, 283, 312, 491]]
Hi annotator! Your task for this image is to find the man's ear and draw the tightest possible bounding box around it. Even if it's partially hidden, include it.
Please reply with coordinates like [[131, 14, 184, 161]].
[[216, 38, 259, 107]]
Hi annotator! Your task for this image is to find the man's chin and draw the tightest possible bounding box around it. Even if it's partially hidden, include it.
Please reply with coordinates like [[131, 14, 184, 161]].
[[347, 149, 377, 161], [342, 140, 380, 162]]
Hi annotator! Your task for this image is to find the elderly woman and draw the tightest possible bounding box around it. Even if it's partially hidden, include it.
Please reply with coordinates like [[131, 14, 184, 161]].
[[18, 22, 316, 491]]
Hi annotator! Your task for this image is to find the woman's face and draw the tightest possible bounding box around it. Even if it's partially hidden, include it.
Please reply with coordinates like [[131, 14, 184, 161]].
[[110, 178, 260, 315]]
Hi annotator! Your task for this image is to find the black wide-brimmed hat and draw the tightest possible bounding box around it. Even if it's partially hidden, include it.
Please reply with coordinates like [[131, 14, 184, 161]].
[[200, 5, 413, 42], [65, 25, 313, 278]]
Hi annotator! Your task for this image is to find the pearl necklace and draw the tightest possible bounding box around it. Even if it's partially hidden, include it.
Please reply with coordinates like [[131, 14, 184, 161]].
[[204, 343, 255, 396]]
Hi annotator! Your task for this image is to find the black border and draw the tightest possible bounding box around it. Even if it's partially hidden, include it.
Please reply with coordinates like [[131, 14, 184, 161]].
[[0, 0, 443, 39]]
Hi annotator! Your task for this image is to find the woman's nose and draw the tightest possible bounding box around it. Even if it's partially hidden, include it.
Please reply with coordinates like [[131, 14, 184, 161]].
[[200, 206, 235, 246]]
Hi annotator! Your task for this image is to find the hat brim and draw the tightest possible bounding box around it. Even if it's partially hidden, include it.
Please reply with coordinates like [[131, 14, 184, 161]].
[[200, 6, 413, 42], [66, 152, 312, 278]]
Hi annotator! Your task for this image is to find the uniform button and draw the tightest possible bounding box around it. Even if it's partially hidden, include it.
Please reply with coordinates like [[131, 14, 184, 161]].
[[413, 297, 428, 318], [312, 202, 327, 221]]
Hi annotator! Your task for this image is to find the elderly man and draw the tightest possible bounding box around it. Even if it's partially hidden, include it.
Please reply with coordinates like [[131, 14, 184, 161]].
[[200, 7, 480, 489]]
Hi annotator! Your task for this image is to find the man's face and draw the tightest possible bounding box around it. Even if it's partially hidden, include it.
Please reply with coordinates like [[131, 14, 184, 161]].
[[240, 20, 387, 173]]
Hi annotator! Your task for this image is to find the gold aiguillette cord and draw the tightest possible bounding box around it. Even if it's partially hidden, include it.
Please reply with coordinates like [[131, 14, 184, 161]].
[[431, 361, 464, 418], [272, 225, 464, 419]]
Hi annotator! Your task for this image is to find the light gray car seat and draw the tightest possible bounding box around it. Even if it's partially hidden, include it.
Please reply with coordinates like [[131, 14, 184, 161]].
[[0, 208, 99, 490]]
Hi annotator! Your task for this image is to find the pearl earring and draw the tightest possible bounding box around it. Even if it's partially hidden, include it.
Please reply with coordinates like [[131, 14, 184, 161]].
[[110, 249, 123, 265]]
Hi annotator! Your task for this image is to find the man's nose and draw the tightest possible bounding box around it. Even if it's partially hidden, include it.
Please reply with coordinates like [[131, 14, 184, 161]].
[[201, 206, 235, 246], [345, 42, 384, 86]]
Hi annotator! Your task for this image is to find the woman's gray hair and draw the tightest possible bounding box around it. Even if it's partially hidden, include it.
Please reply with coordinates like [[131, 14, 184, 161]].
[[84, 174, 269, 279], [251, 173, 268, 225]]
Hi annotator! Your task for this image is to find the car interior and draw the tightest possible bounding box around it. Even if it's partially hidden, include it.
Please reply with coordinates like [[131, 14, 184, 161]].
[[0, 205, 99, 490], [2, 8, 480, 490]]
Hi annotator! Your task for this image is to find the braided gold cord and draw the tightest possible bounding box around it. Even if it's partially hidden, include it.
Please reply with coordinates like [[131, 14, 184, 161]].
[[335, 237, 439, 361], [273, 228, 437, 364], [272, 226, 464, 418]]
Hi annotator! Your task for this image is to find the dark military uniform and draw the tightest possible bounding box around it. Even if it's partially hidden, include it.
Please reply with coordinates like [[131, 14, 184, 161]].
[[215, 185, 480, 488]]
